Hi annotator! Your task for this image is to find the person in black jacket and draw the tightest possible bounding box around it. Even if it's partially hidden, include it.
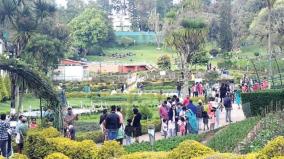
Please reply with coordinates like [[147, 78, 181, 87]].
[[132, 108, 142, 143], [105, 106, 120, 140]]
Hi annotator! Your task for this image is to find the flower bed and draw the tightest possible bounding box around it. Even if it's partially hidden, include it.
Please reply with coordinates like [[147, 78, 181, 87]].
[[206, 117, 260, 153]]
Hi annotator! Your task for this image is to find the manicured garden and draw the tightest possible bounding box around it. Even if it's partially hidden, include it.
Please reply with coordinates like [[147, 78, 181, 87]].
[[12, 127, 284, 159]]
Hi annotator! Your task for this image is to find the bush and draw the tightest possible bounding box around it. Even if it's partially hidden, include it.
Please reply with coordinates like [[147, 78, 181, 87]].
[[44, 153, 70, 159], [192, 153, 244, 159], [257, 136, 284, 159], [157, 55, 171, 70], [125, 134, 202, 153], [206, 117, 260, 153], [86, 46, 105, 56], [168, 140, 215, 159], [140, 105, 153, 120], [241, 90, 284, 117], [26, 128, 61, 159], [119, 151, 169, 159], [117, 37, 134, 47], [47, 138, 98, 159], [97, 141, 126, 159], [10, 153, 29, 159], [77, 131, 104, 143]]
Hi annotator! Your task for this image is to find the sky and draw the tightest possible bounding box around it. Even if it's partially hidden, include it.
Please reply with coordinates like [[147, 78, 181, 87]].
[[55, 0, 92, 8]]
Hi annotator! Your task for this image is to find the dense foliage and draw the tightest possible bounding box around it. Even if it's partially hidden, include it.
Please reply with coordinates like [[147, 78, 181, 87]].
[[241, 113, 284, 153], [241, 90, 284, 117], [207, 117, 260, 153], [125, 134, 202, 153], [68, 7, 114, 55]]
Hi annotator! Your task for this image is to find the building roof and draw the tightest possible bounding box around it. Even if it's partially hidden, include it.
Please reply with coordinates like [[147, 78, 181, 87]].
[[60, 59, 87, 66]]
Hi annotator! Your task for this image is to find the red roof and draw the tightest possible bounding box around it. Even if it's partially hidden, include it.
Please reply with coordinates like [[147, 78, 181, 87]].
[[60, 59, 87, 66]]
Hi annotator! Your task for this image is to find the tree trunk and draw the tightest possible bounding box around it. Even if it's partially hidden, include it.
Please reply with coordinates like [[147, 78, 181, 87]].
[[10, 74, 17, 110]]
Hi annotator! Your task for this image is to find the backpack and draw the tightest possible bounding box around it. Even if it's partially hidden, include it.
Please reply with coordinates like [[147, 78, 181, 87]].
[[196, 106, 203, 118]]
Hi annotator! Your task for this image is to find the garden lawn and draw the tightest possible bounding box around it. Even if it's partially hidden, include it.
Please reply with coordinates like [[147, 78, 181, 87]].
[[86, 45, 174, 65], [206, 117, 260, 153]]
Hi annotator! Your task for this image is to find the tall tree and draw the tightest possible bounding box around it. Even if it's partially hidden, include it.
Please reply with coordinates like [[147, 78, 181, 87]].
[[218, 0, 233, 52], [166, 19, 207, 97], [68, 7, 114, 56]]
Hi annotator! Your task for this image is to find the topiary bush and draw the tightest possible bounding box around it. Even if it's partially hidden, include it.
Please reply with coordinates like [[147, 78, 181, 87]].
[[168, 140, 215, 159], [44, 153, 70, 159], [119, 151, 169, 159], [97, 141, 126, 159], [10, 153, 29, 159]]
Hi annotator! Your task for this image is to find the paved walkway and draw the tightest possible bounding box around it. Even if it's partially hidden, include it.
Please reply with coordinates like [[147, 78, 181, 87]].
[[128, 104, 245, 144]]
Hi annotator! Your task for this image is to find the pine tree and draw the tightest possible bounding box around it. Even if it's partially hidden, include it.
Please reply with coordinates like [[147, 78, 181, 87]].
[[218, 0, 233, 52]]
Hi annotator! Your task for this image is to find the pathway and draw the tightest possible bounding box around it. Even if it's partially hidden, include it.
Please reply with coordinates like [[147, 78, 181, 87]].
[[128, 104, 245, 144]]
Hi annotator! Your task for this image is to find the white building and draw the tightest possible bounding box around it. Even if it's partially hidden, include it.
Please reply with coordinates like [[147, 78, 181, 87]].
[[109, 0, 132, 31], [173, 0, 182, 5], [53, 59, 91, 81]]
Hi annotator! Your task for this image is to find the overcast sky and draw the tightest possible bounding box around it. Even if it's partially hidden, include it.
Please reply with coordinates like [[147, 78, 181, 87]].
[[55, 0, 93, 8]]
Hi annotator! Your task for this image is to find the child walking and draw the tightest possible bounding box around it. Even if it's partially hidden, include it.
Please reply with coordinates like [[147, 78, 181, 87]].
[[178, 117, 186, 136], [210, 108, 216, 131], [124, 119, 133, 145], [202, 111, 209, 131], [162, 119, 168, 139]]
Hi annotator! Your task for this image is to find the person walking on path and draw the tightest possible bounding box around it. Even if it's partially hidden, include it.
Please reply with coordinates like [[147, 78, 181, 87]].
[[132, 108, 142, 143], [105, 106, 120, 140], [159, 101, 168, 135], [116, 107, 124, 145], [196, 100, 204, 130], [235, 87, 242, 109], [185, 108, 198, 134], [168, 105, 177, 137], [187, 100, 197, 115], [124, 119, 133, 145], [176, 82, 182, 97], [15, 116, 28, 154], [224, 94, 233, 123], [64, 107, 79, 140], [0, 114, 10, 158], [99, 109, 108, 141]]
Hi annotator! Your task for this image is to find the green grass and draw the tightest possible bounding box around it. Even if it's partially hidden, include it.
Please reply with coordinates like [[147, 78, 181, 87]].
[[86, 45, 175, 65]]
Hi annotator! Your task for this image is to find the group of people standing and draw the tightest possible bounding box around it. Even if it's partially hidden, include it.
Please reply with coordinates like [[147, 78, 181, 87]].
[[99, 106, 142, 145], [0, 114, 38, 158], [159, 86, 234, 138]]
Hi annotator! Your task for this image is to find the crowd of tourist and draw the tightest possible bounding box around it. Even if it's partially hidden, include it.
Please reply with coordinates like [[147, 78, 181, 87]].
[[0, 114, 38, 157], [159, 84, 235, 138]]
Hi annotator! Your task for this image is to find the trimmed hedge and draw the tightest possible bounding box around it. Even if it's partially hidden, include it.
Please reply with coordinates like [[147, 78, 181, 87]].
[[241, 90, 284, 117], [44, 153, 70, 159], [125, 134, 202, 153]]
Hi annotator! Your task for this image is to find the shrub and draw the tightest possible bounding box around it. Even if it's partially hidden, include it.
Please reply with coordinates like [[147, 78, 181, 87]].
[[77, 131, 104, 143], [241, 90, 284, 117], [44, 153, 70, 159], [207, 117, 260, 153], [10, 153, 29, 159], [86, 46, 105, 56], [47, 138, 98, 159], [119, 151, 169, 159], [157, 55, 171, 70], [97, 141, 126, 159], [192, 153, 244, 159], [168, 140, 215, 159], [140, 105, 153, 120], [26, 128, 61, 159], [125, 134, 202, 153], [117, 37, 134, 47], [257, 136, 284, 159]]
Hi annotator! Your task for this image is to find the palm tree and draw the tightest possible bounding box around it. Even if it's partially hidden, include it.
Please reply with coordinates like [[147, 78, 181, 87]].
[[0, 0, 56, 111]]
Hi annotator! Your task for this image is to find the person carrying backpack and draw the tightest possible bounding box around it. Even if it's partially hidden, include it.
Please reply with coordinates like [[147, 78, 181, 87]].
[[196, 100, 204, 130]]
